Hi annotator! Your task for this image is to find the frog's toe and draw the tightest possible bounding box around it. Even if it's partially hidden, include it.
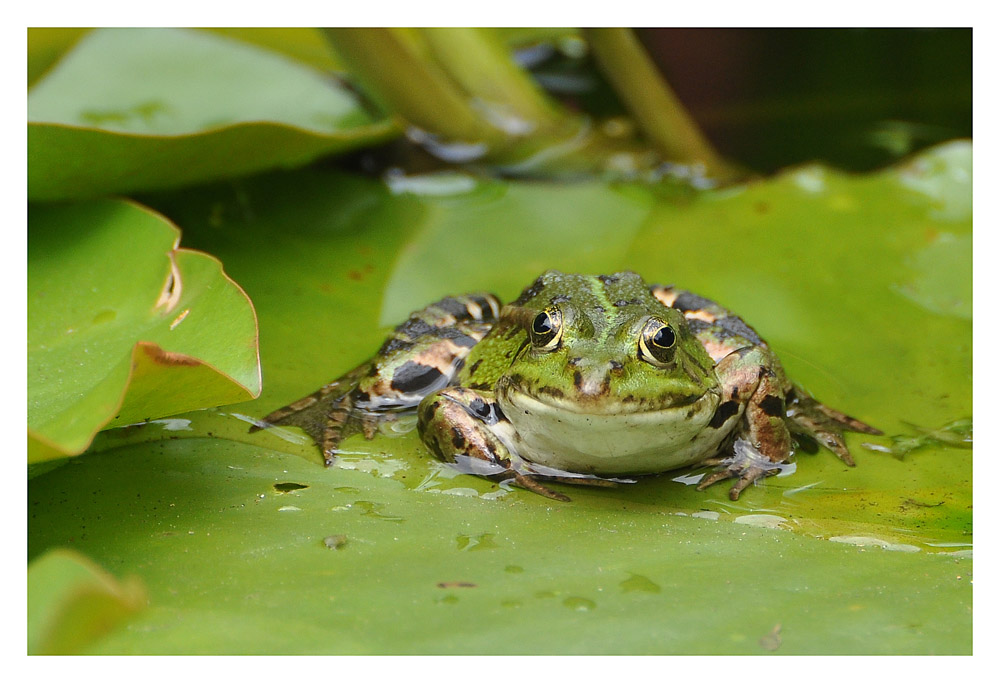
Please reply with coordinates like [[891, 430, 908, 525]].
[[814, 430, 855, 466], [696, 462, 780, 500], [695, 438, 786, 499], [510, 472, 571, 502], [695, 468, 733, 491]]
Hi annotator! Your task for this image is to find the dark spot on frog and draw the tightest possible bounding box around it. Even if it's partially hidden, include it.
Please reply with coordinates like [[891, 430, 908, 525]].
[[597, 274, 620, 285], [609, 360, 624, 371], [568, 356, 583, 367], [468, 359, 482, 375], [399, 318, 435, 340], [550, 294, 572, 304], [757, 365, 776, 380], [794, 433, 819, 454], [512, 275, 546, 305], [451, 427, 467, 450], [685, 318, 712, 335], [731, 387, 740, 400], [672, 292, 716, 312], [537, 386, 565, 399], [471, 294, 500, 319], [419, 399, 438, 425], [760, 395, 785, 417], [573, 370, 584, 389], [378, 336, 415, 355], [273, 482, 309, 493], [613, 298, 643, 307], [391, 361, 444, 393], [709, 401, 739, 428], [718, 316, 762, 345], [436, 296, 476, 319], [441, 330, 479, 348]]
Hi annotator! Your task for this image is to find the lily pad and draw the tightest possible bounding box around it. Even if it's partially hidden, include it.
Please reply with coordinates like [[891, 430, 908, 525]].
[[28, 199, 261, 461], [28, 142, 972, 653], [27, 28, 398, 201], [27, 549, 147, 655]]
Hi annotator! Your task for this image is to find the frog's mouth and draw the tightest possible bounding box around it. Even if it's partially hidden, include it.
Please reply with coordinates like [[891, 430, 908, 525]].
[[494, 379, 724, 475], [495, 375, 716, 417]]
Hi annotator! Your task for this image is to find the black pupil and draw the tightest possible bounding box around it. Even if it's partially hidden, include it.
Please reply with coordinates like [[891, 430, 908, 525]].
[[533, 313, 553, 335], [652, 326, 675, 348]]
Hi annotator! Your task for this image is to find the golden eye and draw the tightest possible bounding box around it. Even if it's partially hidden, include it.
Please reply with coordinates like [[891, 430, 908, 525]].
[[529, 308, 562, 350], [639, 318, 676, 365]]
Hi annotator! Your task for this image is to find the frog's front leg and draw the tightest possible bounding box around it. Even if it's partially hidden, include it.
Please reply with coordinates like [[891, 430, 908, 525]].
[[418, 387, 571, 502], [251, 293, 500, 465], [696, 347, 793, 500]]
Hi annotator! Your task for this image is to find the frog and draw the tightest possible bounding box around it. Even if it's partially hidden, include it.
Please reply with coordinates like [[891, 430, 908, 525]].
[[251, 270, 880, 501]]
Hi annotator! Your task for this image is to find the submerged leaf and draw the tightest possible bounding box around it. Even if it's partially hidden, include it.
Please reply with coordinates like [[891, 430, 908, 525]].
[[28, 199, 260, 461]]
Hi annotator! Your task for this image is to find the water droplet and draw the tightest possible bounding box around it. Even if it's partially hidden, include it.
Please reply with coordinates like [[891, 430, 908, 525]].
[[829, 536, 921, 553], [92, 309, 116, 325], [455, 533, 498, 551], [620, 573, 661, 594], [562, 596, 595, 612], [734, 514, 790, 530], [323, 534, 346, 550]]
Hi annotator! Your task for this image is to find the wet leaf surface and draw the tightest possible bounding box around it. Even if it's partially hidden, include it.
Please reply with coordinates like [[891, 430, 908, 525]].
[[28, 142, 971, 653]]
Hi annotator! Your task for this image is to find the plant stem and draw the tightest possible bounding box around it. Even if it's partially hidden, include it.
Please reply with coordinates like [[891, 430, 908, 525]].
[[418, 28, 565, 133], [323, 28, 508, 147], [584, 28, 737, 178]]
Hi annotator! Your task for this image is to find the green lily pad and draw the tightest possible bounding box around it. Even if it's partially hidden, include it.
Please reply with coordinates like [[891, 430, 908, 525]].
[[27, 28, 398, 201], [28, 199, 260, 461], [27, 548, 147, 655], [27, 439, 970, 654], [28, 142, 971, 653]]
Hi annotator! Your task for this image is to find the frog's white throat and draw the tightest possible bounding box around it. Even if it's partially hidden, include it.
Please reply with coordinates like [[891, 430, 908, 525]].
[[497, 386, 729, 476]]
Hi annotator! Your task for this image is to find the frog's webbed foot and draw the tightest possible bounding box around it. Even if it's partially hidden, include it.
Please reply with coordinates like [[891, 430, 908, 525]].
[[696, 440, 786, 500], [249, 362, 382, 466], [785, 386, 882, 466]]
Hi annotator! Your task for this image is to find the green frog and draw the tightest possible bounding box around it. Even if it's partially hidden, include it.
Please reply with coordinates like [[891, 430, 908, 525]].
[[252, 270, 880, 500]]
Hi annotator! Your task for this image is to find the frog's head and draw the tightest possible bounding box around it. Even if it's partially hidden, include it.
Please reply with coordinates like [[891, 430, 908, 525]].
[[494, 270, 723, 473]]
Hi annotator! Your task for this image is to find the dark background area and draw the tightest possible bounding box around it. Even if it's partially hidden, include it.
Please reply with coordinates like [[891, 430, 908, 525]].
[[638, 28, 972, 172]]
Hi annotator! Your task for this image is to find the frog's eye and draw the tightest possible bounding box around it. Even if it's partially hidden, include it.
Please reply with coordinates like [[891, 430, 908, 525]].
[[638, 318, 677, 366], [529, 308, 563, 350]]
